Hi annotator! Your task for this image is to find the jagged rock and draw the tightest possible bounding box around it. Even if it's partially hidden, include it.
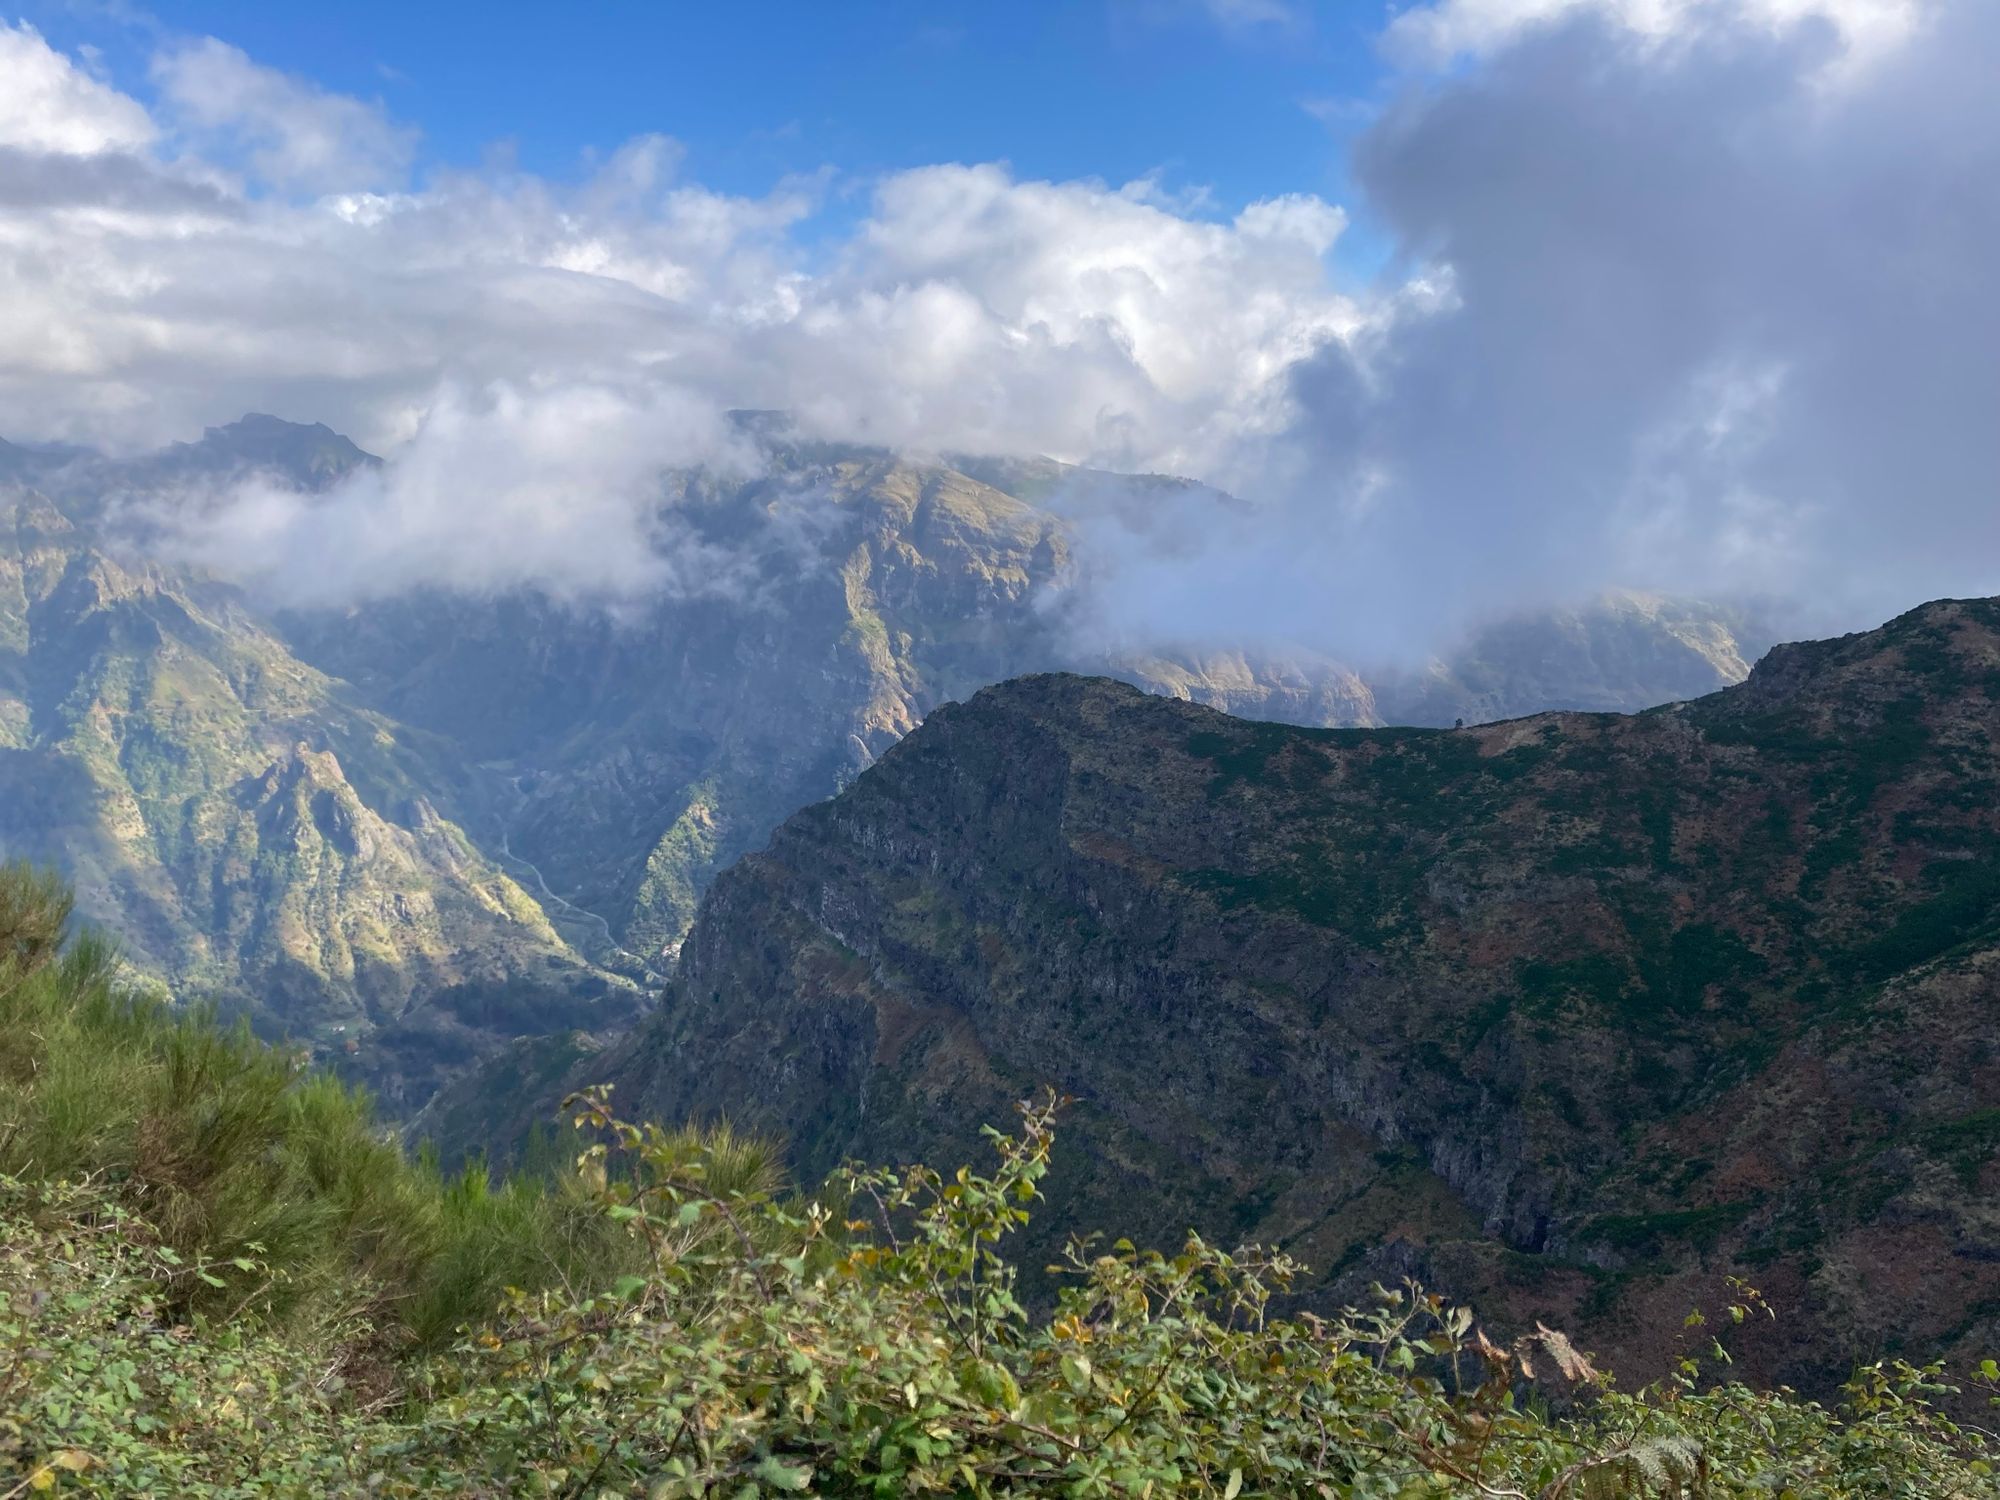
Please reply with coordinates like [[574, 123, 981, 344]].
[[283, 444, 1771, 961], [0, 416, 1774, 1116], [443, 597, 2000, 1395], [0, 435, 631, 1113]]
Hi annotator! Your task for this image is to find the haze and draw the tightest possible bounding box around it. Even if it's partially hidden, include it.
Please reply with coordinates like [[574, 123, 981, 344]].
[[2, 0, 1993, 661]]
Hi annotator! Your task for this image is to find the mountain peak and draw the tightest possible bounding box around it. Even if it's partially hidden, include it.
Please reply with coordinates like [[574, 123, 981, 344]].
[[1713, 595, 1999, 720], [164, 413, 379, 492], [205, 411, 339, 441]]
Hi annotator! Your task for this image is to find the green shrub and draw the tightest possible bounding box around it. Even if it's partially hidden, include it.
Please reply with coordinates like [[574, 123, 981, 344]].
[[15, 1092, 1997, 1496], [5, 864, 2000, 1496], [0, 860, 631, 1346]]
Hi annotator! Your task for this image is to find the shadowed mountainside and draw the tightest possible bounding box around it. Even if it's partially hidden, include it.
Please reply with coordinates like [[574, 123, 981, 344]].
[[0, 413, 1773, 1114], [437, 597, 2000, 1393], [284, 441, 1773, 965]]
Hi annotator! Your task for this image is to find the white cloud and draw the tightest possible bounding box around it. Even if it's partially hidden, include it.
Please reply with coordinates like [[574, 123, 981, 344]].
[[0, 21, 156, 155], [1384, 0, 1927, 68], [148, 380, 758, 606], [0, 56, 1358, 489], [0, 31, 1359, 603], [788, 166, 1359, 469], [1020, 0, 1999, 659], [1, 5, 1994, 649], [150, 37, 417, 193]]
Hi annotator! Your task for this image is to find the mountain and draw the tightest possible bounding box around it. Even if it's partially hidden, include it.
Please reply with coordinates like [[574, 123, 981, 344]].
[[442, 597, 2000, 1391], [137, 413, 380, 493], [279, 441, 1773, 965], [0, 413, 1774, 1115], [278, 453, 1081, 960], [1373, 590, 1770, 723], [0, 464, 629, 1113]]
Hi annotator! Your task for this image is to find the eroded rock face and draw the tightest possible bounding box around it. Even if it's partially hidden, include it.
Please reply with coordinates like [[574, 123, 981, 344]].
[[0, 414, 1773, 1116], [495, 598, 2000, 1394], [285, 444, 1772, 966], [0, 477, 628, 1114]]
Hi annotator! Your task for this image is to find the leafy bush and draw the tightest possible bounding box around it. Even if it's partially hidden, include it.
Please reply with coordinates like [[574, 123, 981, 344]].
[[9, 1092, 2000, 1496], [5, 863, 2000, 1496], [0, 1175, 374, 1494], [0, 861, 631, 1347]]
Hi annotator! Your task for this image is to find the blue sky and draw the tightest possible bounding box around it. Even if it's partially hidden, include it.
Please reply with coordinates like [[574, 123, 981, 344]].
[[4, 0, 1995, 643], [25, 2, 1392, 225]]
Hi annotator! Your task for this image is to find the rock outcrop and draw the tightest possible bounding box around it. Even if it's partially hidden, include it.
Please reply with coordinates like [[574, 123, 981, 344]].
[[464, 597, 2000, 1392]]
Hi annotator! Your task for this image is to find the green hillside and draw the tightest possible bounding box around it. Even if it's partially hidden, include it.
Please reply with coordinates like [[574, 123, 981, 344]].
[[0, 443, 631, 1113], [3, 864, 1993, 1497], [451, 597, 2000, 1397]]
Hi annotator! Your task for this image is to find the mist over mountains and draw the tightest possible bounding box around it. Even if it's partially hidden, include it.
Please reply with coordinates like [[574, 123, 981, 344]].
[[0, 410, 1782, 1110], [4, 2, 1996, 665], [6, 6, 2000, 1473]]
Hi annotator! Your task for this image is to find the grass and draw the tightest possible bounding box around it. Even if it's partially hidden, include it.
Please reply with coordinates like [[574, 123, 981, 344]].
[[6, 861, 2000, 1496], [0, 861, 638, 1349]]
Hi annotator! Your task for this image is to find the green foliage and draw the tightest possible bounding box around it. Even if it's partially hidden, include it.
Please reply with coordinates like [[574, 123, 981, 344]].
[[0, 863, 71, 975], [1181, 858, 1344, 930], [1185, 724, 1338, 800], [1513, 953, 1642, 1029], [5, 868, 2000, 1495], [1580, 1202, 1757, 1257], [1856, 861, 2000, 981], [0, 860, 630, 1348], [12, 1091, 2000, 1496], [1651, 923, 1765, 1016]]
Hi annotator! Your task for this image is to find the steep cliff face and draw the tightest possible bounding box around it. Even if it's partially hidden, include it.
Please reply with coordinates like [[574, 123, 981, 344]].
[[0, 483, 627, 1112], [513, 598, 2000, 1390], [286, 443, 1771, 964], [283, 456, 1083, 959], [0, 414, 1774, 1119]]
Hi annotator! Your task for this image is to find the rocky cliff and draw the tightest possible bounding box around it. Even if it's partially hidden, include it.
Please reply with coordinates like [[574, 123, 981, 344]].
[[480, 597, 2000, 1391], [0, 413, 1776, 1115], [286, 439, 1773, 966], [0, 441, 630, 1112]]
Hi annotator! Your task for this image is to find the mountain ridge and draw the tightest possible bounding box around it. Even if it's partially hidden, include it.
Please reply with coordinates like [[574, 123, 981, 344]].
[[0, 412, 1781, 1114], [0, 463, 632, 1111], [428, 595, 2000, 1392]]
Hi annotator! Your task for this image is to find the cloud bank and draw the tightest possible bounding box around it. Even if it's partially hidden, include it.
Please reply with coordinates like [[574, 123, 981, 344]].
[[0, 2, 1994, 649], [144, 382, 759, 607]]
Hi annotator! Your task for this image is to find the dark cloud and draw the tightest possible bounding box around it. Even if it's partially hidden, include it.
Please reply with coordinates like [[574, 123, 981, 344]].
[[0, 147, 238, 212], [1267, 0, 2000, 643]]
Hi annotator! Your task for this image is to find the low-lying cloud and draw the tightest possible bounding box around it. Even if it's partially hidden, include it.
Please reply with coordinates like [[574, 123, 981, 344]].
[[1, 1, 1994, 652], [144, 382, 758, 607]]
